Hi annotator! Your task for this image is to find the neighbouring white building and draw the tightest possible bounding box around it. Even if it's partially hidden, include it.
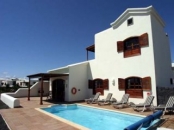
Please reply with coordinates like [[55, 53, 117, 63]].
[[15, 78, 29, 87], [0, 78, 37, 87], [0, 78, 4, 87], [0, 78, 18, 87], [28, 6, 173, 106], [15, 78, 37, 87]]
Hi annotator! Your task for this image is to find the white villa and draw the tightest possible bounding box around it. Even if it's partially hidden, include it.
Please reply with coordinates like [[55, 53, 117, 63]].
[[37, 5, 173, 106], [1, 6, 174, 108]]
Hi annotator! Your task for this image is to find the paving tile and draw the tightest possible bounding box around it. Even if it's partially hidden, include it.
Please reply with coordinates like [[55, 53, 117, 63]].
[[1, 97, 174, 130]]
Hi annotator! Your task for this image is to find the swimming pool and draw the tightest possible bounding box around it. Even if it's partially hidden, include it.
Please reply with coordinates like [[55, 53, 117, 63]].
[[40, 104, 158, 130]]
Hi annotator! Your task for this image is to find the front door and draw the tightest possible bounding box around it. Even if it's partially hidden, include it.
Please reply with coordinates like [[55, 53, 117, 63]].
[[52, 79, 65, 102]]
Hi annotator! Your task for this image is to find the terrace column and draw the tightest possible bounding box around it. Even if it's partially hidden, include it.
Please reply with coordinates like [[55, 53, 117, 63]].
[[28, 77, 31, 101], [40, 77, 43, 105]]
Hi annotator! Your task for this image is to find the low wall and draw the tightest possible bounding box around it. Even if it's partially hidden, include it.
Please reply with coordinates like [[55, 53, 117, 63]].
[[0, 81, 49, 108], [1, 93, 20, 108], [7, 81, 49, 98]]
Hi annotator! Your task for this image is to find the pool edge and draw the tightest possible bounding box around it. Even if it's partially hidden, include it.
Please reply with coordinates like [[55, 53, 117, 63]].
[[35, 103, 146, 130], [76, 103, 146, 118], [35, 107, 90, 130]]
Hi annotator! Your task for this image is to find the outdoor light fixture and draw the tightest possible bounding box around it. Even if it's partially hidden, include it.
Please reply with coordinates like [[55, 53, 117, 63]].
[[112, 78, 115, 86]]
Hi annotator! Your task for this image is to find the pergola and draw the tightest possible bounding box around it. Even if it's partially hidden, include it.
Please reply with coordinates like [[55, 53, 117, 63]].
[[27, 73, 69, 105], [86, 44, 95, 60]]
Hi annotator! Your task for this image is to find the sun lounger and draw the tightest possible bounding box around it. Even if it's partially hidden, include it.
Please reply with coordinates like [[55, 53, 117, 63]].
[[133, 95, 154, 112], [85, 92, 101, 104], [98, 93, 112, 105], [153, 96, 174, 115], [110, 97, 117, 104], [112, 94, 129, 108]]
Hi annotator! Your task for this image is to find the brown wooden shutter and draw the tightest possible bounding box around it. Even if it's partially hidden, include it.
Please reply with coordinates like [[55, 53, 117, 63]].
[[139, 33, 149, 47], [88, 80, 94, 89], [142, 77, 151, 90], [117, 41, 124, 52], [103, 79, 109, 90], [118, 78, 125, 90], [124, 48, 141, 58]]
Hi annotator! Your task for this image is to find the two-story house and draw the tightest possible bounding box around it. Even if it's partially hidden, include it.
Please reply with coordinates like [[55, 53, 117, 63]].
[[28, 6, 173, 106]]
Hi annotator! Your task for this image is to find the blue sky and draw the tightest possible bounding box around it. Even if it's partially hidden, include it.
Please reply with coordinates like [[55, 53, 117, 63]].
[[0, 0, 174, 78]]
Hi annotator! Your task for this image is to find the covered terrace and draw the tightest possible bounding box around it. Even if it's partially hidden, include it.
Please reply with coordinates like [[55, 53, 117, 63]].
[[27, 73, 69, 105]]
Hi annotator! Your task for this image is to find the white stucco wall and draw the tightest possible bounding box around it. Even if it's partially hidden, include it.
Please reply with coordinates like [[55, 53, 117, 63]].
[[151, 15, 173, 88], [49, 62, 88, 102], [68, 62, 88, 101], [88, 14, 159, 105]]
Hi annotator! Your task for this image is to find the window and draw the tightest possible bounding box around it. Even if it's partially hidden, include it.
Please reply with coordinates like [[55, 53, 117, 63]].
[[117, 33, 149, 58], [124, 37, 139, 51], [25, 82, 29, 86], [127, 18, 133, 26], [12, 81, 16, 86], [88, 79, 109, 95], [94, 79, 104, 95], [124, 37, 141, 57], [118, 76, 151, 98], [126, 77, 142, 89], [94, 79, 103, 88]]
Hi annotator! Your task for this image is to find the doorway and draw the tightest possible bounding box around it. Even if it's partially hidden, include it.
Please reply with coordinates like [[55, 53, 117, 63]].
[[52, 79, 65, 102]]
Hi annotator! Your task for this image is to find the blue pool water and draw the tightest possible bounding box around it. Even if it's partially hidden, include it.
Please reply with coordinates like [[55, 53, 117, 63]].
[[41, 104, 158, 130]]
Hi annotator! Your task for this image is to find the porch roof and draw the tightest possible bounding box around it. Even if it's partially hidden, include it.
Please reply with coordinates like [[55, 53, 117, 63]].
[[27, 73, 69, 79]]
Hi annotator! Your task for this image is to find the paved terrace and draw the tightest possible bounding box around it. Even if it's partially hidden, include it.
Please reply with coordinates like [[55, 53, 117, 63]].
[[0, 97, 174, 130]]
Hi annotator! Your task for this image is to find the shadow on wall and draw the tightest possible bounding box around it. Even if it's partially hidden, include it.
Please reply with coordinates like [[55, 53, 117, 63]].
[[87, 63, 93, 98]]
